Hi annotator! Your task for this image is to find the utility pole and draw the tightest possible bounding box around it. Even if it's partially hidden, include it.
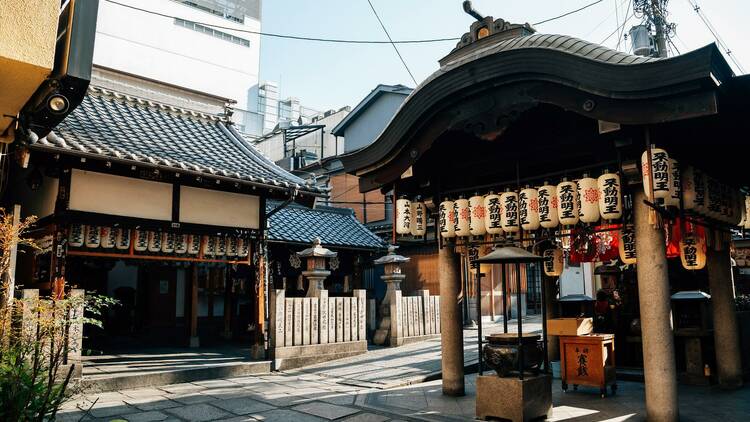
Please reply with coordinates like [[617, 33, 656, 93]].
[[650, 0, 668, 57]]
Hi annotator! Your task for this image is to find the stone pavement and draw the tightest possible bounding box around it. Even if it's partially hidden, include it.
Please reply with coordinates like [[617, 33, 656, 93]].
[[295, 316, 543, 389]]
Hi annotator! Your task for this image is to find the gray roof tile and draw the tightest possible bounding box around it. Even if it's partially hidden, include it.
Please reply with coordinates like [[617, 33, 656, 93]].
[[266, 201, 386, 250], [30, 87, 321, 194]]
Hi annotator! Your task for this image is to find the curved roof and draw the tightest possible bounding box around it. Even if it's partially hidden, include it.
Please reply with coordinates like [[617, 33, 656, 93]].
[[341, 33, 732, 181], [30, 87, 323, 195]]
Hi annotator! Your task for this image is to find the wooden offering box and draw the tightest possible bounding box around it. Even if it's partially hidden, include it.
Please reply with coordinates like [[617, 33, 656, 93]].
[[559, 334, 617, 397], [547, 317, 593, 336]]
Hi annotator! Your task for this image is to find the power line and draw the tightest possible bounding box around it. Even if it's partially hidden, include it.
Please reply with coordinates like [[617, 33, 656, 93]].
[[365, 0, 418, 86], [103, 0, 458, 45], [600, 6, 634, 45], [685, 0, 745, 73], [534, 0, 605, 26]]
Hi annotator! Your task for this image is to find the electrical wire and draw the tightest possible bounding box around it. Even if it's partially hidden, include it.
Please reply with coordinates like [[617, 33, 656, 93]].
[[533, 0, 605, 25], [685, 0, 745, 73], [365, 0, 418, 86], [600, 6, 634, 45]]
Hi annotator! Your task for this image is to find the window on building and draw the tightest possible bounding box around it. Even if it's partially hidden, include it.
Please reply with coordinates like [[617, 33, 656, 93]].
[[174, 18, 250, 47]]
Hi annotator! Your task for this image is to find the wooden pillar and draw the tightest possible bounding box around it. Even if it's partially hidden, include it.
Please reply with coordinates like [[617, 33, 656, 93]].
[[438, 243, 465, 396], [189, 263, 199, 348], [707, 245, 744, 389], [633, 190, 678, 421], [223, 267, 232, 339], [543, 275, 559, 362]]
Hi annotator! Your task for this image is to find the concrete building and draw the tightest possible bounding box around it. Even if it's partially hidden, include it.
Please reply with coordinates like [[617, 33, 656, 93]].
[[93, 0, 263, 133]]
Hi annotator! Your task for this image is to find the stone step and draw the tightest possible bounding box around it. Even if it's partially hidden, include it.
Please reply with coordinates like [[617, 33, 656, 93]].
[[79, 360, 271, 393]]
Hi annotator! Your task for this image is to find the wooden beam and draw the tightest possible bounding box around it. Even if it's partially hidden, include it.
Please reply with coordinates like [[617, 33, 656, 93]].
[[65, 250, 250, 265]]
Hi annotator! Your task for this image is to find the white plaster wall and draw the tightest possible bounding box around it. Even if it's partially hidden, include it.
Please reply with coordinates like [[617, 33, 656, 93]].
[[94, 0, 260, 109]]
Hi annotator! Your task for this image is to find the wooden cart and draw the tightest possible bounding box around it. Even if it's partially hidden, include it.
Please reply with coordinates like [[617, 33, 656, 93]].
[[559, 334, 617, 397]]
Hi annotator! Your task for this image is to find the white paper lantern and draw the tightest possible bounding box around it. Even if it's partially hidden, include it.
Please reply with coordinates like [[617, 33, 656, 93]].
[[519, 187, 540, 231], [543, 248, 564, 276], [538, 184, 559, 229], [187, 234, 201, 255], [68, 224, 84, 247], [665, 158, 681, 208], [469, 195, 487, 236], [174, 234, 188, 254], [237, 237, 249, 257], [215, 236, 226, 256], [597, 172, 622, 220], [641, 147, 671, 201], [411, 200, 427, 236], [732, 190, 744, 226], [744, 196, 750, 230], [203, 235, 216, 256], [557, 180, 579, 226], [100, 227, 115, 249], [439, 200, 456, 238], [680, 234, 706, 270], [682, 166, 707, 214], [147, 231, 162, 253], [500, 191, 520, 233], [161, 232, 175, 253], [619, 227, 637, 264], [483, 193, 503, 235], [226, 236, 238, 257], [578, 176, 600, 224], [395, 197, 412, 235], [134, 230, 148, 252], [84, 225, 101, 248], [115, 228, 130, 250], [454, 197, 471, 237]]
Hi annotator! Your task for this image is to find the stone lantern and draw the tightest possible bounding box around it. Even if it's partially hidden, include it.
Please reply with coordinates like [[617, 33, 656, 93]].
[[297, 237, 337, 297], [373, 245, 410, 345]]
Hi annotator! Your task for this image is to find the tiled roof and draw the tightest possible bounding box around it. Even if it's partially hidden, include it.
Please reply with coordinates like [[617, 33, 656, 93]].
[[29, 87, 322, 194], [266, 201, 386, 250]]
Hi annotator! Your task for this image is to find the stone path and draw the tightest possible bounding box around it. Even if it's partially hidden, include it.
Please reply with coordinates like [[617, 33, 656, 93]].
[[295, 316, 543, 389]]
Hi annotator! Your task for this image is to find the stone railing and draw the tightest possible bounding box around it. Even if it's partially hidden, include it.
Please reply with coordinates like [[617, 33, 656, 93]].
[[269, 289, 367, 370], [375, 289, 441, 347]]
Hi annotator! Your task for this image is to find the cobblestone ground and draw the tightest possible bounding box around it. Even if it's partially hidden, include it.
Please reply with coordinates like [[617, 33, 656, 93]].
[[56, 316, 750, 421]]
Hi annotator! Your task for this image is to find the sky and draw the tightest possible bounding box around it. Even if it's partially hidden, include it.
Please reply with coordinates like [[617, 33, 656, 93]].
[[258, 0, 750, 112]]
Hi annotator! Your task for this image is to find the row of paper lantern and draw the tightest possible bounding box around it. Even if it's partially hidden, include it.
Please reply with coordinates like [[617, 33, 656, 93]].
[[541, 226, 706, 276], [643, 147, 746, 226], [69, 225, 249, 257], [394, 197, 428, 236], [432, 172, 623, 238]]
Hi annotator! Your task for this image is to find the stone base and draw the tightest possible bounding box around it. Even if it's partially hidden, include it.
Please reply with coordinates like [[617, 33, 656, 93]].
[[393, 333, 441, 347], [476, 374, 552, 422], [272, 340, 367, 370]]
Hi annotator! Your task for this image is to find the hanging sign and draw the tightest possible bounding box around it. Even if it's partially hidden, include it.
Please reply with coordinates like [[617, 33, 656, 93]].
[[395, 197, 412, 235], [557, 180, 579, 226], [680, 234, 706, 270], [483, 193, 503, 235], [454, 197, 471, 237], [439, 200, 456, 238], [597, 172, 622, 220], [411, 200, 427, 236], [578, 176, 600, 224], [538, 184, 559, 228], [618, 226, 637, 264], [543, 248, 564, 276], [705, 177, 722, 220], [642, 147, 671, 201], [500, 191, 520, 232], [469, 195, 487, 236], [115, 228, 130, 250], [682, 166, 706, 213], [85, 226, 101, 248], [519, 187, 540, 231], [665, 158, 681, 208]]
